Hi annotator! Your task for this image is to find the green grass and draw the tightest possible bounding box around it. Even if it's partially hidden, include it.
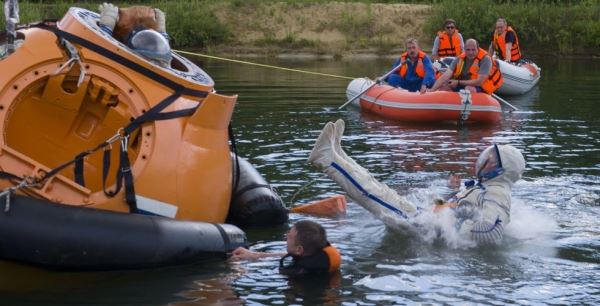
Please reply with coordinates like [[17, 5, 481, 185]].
[[1, 0, 232, 48], [3, 1, 598, 55], [338, 4, 375, 41]]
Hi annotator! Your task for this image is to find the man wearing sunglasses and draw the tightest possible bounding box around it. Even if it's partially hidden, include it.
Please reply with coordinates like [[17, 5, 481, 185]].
[[432, 18, 464, 61]]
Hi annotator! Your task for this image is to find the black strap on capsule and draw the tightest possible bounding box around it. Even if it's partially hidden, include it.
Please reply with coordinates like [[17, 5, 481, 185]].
[[29, 22, 211, 212]]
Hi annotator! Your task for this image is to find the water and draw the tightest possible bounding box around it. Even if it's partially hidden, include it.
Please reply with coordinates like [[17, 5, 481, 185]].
[[2, 57, 599, 305]]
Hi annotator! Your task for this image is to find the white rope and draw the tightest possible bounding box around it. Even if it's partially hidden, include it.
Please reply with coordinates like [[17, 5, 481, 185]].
[[459, 89, 472, 122], [0, 178, 36, 212], [54, 39, 87, 88]]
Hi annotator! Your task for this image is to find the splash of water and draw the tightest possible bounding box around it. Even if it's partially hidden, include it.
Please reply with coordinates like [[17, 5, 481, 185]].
[[505, 198, 558, 243], [396, 179, 558, 249]]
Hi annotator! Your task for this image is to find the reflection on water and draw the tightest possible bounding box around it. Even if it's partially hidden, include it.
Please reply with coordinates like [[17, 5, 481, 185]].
[[0, 259, 243, 306], [3, 57, 599, 305], [214, 56, 600, 305]]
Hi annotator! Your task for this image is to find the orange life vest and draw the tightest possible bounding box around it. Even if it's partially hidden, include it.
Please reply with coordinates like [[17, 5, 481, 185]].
[[493, 26, 521, 62], [398, 51, 426, 78], [323, 245, 342, 272], [436, 30, 462, 57], [279, 243, 341, 275], [453, 48, 503, 94]]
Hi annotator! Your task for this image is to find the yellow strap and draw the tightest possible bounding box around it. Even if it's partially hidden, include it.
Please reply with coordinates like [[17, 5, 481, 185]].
[[453, 58, 464, 78], [174, 50, 356, 80]]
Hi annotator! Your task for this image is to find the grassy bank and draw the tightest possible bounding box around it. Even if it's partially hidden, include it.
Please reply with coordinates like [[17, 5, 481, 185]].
[[3, 1, 599, 57], [3, 0, 432, 56], [2, 1, 232, 49], [425, 0, 600, 56]]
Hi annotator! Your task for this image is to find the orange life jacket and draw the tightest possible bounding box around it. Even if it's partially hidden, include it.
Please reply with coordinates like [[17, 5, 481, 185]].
[[436, 30, 462, 57], [279, 243, 341, 275], [453, 48, 503, 94], [323, 245, 342, 272], [493, 26, 521, 62], [398, 51, 426, 78]]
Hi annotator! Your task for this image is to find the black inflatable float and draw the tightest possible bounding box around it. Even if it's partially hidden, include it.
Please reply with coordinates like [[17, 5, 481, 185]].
[[0, 155, 287, 270], [0, 195, 246, 270], [227, 155, 289, 228]]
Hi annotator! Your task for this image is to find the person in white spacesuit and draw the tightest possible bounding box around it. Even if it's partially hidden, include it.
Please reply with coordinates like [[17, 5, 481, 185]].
[[308, 119, 526, 244]]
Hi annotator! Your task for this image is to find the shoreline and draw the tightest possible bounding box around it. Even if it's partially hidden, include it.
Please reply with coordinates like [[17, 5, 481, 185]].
[[8, 1, 599, 58], [188, 1, 599, 60], [183, 46, 600, 61]]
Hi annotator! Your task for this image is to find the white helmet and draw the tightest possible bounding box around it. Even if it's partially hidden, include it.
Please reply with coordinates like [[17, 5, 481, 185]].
[[476, 144, 526, 185], [127, 29, 172, 67]]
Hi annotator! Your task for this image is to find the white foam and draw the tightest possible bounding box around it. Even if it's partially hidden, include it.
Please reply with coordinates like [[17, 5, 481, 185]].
[[505, 198, 558, 242], [396, 179, 557, 249]]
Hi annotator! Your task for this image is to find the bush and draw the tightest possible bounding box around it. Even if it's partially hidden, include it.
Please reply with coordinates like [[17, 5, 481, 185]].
[[424, 0, 600, 56], [1, 0, 232, 48]]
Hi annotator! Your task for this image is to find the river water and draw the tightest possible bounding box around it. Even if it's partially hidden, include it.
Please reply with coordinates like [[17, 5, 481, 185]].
[[2, 57, 599, 305]]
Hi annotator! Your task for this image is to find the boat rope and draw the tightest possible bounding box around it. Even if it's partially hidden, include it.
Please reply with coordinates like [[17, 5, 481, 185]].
[[458, 89, 472, 125], [0, 129, 124, 213], [174, 50, 356, 80], [54, 38, 87, 88], [288, 174, 327, 206], [0, 176, 39, 213]]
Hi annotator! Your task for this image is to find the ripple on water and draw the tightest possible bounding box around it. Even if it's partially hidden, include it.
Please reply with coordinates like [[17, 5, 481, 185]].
[[208, 58, 600, 305]]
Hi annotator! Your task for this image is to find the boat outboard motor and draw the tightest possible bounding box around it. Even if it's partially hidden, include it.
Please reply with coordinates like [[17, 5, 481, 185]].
[[227, 155, 288, 228]]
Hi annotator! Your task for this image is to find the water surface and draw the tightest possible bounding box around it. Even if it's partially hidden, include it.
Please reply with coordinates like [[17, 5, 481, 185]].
[[2, 57, 599, 305]]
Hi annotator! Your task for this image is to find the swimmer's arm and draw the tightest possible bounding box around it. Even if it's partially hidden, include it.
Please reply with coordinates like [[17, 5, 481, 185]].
[[230, 247, 286, 260]]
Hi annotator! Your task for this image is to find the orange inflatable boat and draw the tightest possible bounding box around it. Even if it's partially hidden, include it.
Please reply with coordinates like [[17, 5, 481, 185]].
[[347, 78, 502, 123], [0, 6, 287, 270]]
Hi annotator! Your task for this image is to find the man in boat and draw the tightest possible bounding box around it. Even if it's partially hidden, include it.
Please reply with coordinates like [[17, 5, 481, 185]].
[[488, 18, 522, 63], [231, 220, 341, 276], [98, 3, 172, 68], [384, 38, 435, 94], [308, 119, 526, 244], [429, 39, 503, 94], [431, 19, 464, 61]]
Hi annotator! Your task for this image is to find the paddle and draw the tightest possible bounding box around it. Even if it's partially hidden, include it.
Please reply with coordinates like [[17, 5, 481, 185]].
[[338, 62, 404, 110], [492, 93, 518, 111], [436, 59, 519, 111]]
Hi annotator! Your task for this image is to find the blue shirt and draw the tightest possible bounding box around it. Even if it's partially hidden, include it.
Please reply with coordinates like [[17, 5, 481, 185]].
[[386, 55, 436, 92]]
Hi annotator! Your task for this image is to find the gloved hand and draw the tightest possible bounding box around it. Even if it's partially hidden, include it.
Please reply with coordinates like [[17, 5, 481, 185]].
[[99, 2, 119, 30], [375, 77, 383, 85], [154, 8, 166, 33]]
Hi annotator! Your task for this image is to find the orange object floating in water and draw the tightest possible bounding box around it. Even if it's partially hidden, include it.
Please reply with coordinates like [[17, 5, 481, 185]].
[[291, 195, 347, 218]]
